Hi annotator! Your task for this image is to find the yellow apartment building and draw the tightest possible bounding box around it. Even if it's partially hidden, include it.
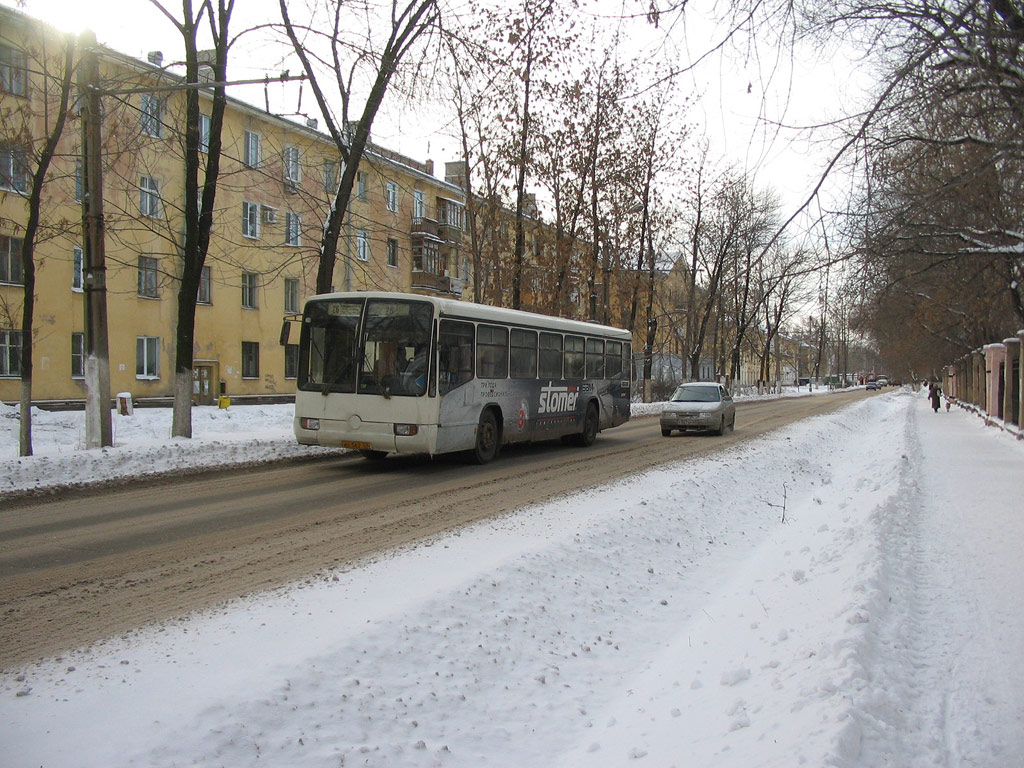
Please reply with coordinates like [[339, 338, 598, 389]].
[[0, 6, 466, 406]]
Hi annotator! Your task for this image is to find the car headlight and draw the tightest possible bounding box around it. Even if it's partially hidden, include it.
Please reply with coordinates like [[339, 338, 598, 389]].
[[300, 417, 320, 430], [394, 423, 419, 436]]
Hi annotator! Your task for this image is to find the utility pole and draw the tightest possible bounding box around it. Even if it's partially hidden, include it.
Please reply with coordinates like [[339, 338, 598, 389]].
[[79, 30, 112, 449]]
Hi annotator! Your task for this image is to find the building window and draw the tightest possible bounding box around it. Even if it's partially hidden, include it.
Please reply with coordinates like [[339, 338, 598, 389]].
[[284, 343, 299, 379], [284, 145, 301, 187], [412, 239, 440, 274], [284, 278, 299, 314], [244, 130, 261, 168], [413, 189, 425, 219], [139, 175, 161, 218], [72, 245, 83, 291], [241, 341, 259, 378], [386, 238, 398, 268], [385, 180, 398, 212], [136, 336, 160, 379], [0, 329, 23, 377], [322, 160, 337, 193], [74, 160, 83, 202], [0, 44, 28, 97], [138, 255, 159, 298], [1, 235, 24, 284], [356, 230, 370, 262], [285, 212, 301, 246], [71, 332, 85, 378], [0, 144, 28, 193], [241, 201, 260, 239], [439, 199, 463, 229], [197, 265, 212, 304], [356, 171, 367, 201], [140, 94, 162, 137], [242, 271, 258, 309], [199, 113, 211, 153]]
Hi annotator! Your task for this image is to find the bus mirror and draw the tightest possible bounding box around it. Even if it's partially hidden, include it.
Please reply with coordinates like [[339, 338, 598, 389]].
[[279, 320, 290, 346]]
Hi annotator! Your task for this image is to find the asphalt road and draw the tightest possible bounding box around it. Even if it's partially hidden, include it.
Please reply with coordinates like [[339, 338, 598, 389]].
[[0, 389, 871, 669]]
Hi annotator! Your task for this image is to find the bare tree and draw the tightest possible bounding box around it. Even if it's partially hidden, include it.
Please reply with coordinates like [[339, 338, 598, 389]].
[[1, 28, 77, 456], [278, 0, 440, 295]]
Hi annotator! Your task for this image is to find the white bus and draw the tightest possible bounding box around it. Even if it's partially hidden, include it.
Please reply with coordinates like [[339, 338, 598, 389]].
[[293, 291, 633, 463]]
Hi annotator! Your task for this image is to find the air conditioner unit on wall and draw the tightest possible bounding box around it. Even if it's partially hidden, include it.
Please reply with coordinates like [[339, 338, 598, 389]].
[[262, 206, 277, 224]]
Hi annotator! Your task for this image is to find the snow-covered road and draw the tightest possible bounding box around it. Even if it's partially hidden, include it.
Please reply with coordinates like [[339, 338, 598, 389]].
[[1, 388, 1022, 767]]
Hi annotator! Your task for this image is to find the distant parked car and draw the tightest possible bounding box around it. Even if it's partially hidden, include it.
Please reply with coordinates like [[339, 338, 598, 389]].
[[866, 381, 879, 390], [660, 382, 736, 436]]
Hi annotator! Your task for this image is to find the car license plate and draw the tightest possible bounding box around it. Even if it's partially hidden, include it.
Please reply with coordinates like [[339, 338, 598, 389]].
[[342, 440, 372, 450]]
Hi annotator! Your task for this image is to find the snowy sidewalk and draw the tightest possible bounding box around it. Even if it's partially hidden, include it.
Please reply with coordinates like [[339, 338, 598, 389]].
[[2, 390, 1022, 767]]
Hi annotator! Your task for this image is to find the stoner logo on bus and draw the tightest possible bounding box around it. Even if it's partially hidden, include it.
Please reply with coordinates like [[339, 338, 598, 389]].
[[538, 382, 579, 414]]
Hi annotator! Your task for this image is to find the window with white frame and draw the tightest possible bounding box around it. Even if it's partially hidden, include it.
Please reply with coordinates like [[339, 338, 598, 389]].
[[1, 235, 24, 284], [197, 265, 212, 304], [322, 160, 337, 193], [71, 332, 84, 378], [139, 175, 161, 218], [138, 255, 159, 298], [413, 189, 425, 219], [241, 341, 259, 378], [386, 238, 398, 268], [0, 44, 28, 97], [285, 212, 301, 246], [0, 144, 27, 193], [241, 201, 260, 239], [356, 229, 370, 262], [241, 271, 258, 309], [136, 336, 160, 379], [72, 245, 83, 291], [284, 145, 301, 187], [356, 171, 367, 201], [243, 130, 261, 168], [199, 113, 211, 153], [140, 93, 162, 137], [284, 277, 299, 314], [0, 329, 23, 377], [412, 239, 440, 274], [284, 343, 299, 379], [385, 181, 398, 212], [439, 199, 463, 229]]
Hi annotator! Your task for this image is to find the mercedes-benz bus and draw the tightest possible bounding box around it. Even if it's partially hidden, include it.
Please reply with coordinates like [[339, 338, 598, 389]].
[[293, 291, 633, 463]]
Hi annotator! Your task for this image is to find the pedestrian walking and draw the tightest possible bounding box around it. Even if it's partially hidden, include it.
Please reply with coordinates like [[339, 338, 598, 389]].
[[929, 383, 941, 413]]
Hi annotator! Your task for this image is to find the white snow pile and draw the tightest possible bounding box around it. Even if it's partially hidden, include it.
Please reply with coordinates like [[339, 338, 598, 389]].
[[2, 389, 1022, 767]]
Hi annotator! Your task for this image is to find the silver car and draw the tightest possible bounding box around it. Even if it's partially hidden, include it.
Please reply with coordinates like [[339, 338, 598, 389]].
[[660, 382, 736, 436]]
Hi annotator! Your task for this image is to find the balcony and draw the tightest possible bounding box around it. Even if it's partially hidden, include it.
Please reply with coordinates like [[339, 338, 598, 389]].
[[411, 216, 442, 240], [411, 270, 464, 297]]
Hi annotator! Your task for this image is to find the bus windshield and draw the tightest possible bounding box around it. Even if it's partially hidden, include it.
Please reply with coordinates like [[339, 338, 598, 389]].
[[301, 297, 433, 397]]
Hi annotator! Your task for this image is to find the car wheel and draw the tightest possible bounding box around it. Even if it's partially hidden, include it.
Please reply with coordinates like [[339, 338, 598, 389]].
[[576, 403, 599, 447], [472, 409, 500, 464], [661, 428, 672, 437], [714, 416, 726, 436], [729, 414, 736, 432]]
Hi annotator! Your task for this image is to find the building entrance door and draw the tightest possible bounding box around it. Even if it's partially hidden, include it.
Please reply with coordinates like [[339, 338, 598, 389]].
[[192, 362, 217, 405]]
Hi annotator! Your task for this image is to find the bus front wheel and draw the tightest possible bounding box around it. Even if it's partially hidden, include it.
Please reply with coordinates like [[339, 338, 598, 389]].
[[472, 410, 500, 464]]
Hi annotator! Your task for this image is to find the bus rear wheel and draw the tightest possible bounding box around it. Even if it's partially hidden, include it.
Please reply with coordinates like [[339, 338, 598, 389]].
[[573, 403, 600, 447], [472, 410, 500, 464]]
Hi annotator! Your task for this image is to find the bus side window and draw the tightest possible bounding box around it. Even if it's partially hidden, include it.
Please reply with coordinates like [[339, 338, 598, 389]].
[[439, 320, 474, 395], [565, 335, 585, 379], [510, 328, 538, 379], [606, 341, 623, 378], [477, 324, 509, 379], [539, 332, 562, 380], [586, 338, 605, 379]]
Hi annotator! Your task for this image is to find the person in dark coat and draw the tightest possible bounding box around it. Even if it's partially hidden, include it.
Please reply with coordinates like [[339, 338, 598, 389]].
[[929, 383, 941, 412]]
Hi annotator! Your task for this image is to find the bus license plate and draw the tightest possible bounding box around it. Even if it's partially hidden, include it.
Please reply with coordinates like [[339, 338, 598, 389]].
[[342, 440, 372, 451]]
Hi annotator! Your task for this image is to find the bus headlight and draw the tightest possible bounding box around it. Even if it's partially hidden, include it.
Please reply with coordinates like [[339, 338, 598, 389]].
[[300, 417, 320, 430], [394, 423, 419, 437]]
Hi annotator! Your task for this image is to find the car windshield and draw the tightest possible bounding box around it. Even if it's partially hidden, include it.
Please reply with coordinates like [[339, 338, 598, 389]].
[[670, 385, 721, 403]]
